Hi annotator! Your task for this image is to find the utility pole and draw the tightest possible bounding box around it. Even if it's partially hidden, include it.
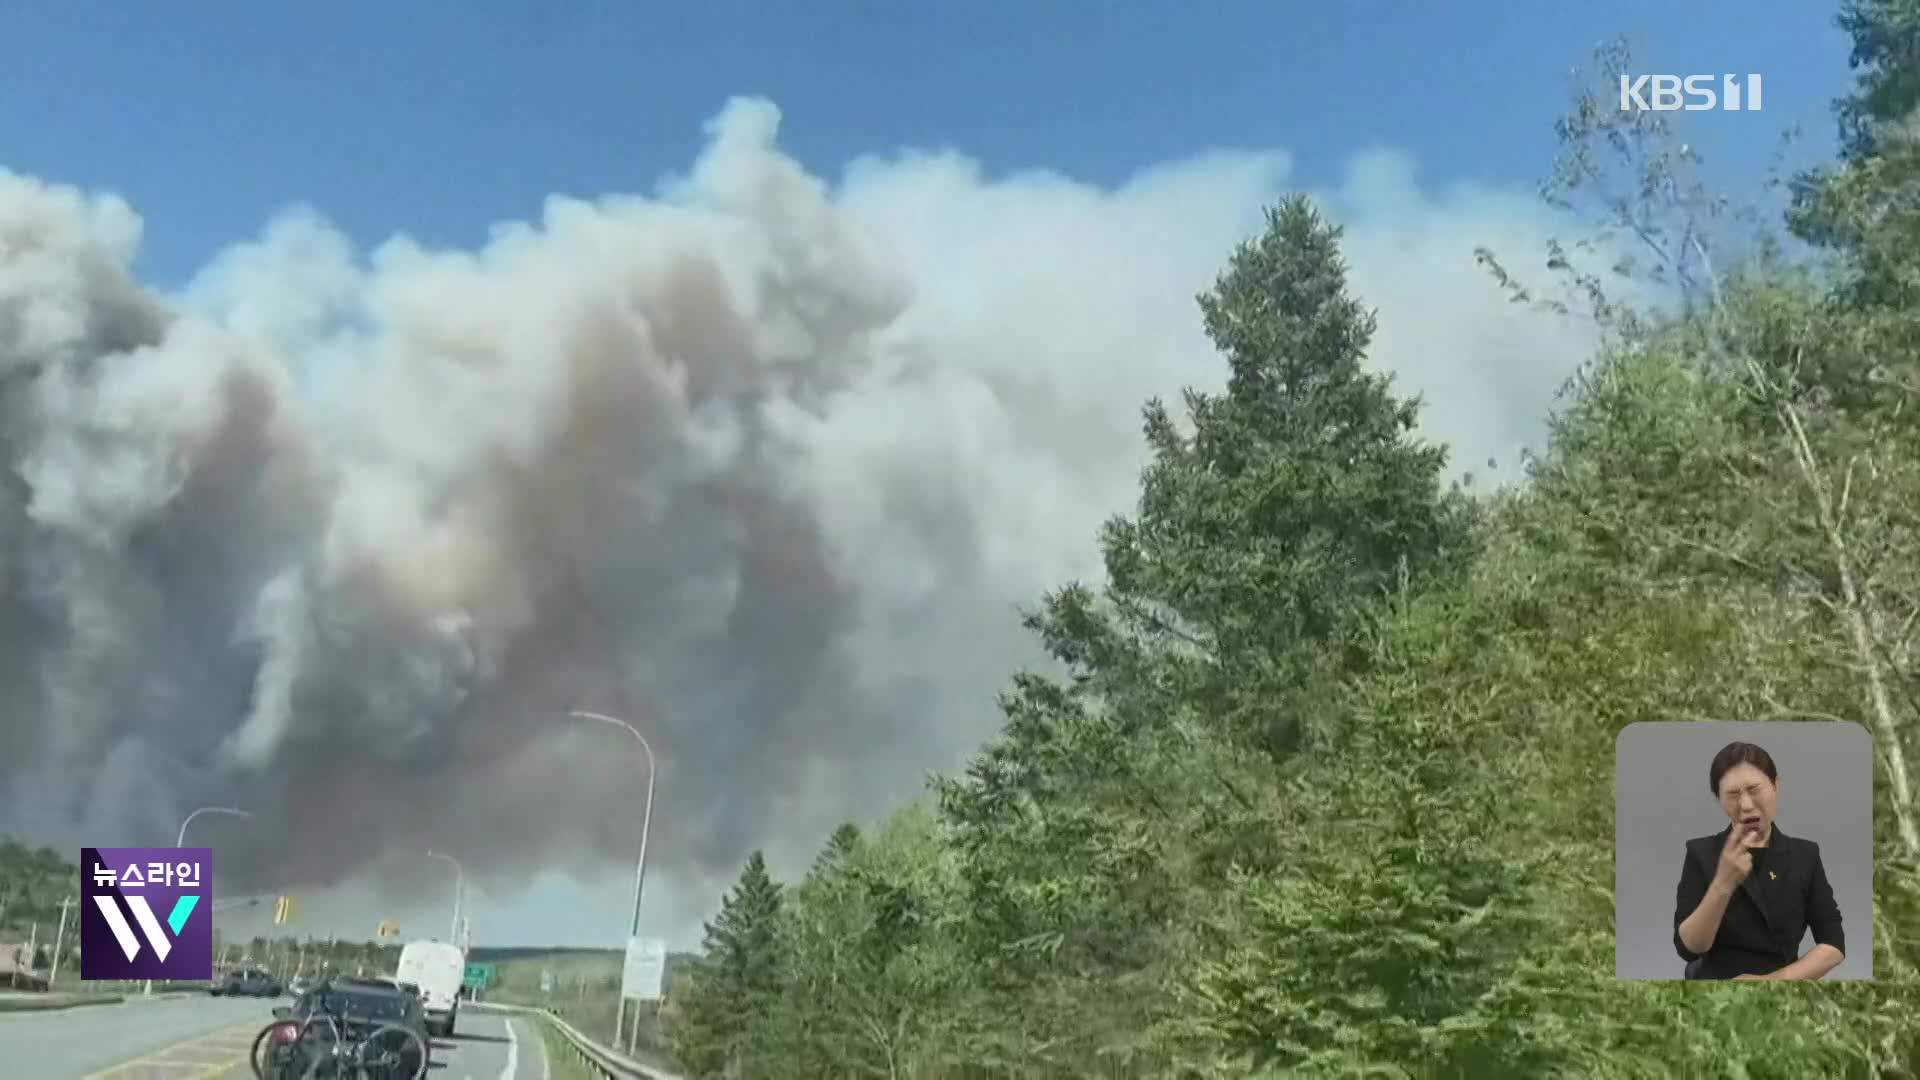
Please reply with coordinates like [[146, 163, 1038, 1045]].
[[50, 898, 73, 985]]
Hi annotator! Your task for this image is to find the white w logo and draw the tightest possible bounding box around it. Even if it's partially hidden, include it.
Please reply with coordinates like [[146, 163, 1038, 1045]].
[[92, 895, 185, 962]]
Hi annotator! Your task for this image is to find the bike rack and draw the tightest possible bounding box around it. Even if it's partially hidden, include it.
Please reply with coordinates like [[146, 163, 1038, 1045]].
[[248, 1013, 429, 1079]]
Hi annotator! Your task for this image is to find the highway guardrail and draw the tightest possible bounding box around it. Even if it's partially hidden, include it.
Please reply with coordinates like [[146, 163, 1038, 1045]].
[[468, 1001, 681, 1079]]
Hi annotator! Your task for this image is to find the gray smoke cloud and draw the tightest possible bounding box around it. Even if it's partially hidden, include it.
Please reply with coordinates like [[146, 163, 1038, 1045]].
[[0, 98, 1598, 929]]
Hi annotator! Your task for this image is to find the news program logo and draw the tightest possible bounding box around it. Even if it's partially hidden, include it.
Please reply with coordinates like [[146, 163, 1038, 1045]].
[[1619, 73, 1763, 113], [80, 847, 213, 980]]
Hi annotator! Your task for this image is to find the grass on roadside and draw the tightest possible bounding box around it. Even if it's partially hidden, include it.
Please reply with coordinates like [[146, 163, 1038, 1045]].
[[0, 992, 123, 1012], [535, 1016, 603, 1080], [485, 950, 624, 1049], [482, 947, 687, 1072]]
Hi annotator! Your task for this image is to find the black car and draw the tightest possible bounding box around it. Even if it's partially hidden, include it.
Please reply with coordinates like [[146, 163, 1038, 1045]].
[[256, 979, 431, 1079], [210, 967, 281, 997]]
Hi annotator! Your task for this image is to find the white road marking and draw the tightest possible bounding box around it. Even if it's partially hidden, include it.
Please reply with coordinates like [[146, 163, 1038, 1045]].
[[501, 1014, 520, 1080]]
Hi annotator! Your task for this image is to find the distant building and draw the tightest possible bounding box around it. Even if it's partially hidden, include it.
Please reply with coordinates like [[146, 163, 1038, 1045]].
[[0, 942, 48, 990]]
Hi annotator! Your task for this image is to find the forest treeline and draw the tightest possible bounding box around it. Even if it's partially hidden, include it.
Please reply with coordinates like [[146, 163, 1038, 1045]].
[[663, 10, 1920, 1079]]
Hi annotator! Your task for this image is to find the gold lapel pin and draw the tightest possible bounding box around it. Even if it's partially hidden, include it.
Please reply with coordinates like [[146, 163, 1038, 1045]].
[[1769, 870, 1777, 880]]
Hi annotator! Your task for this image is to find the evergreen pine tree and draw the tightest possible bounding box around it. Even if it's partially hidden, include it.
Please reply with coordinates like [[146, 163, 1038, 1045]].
[[668, 851, 784, 1078]]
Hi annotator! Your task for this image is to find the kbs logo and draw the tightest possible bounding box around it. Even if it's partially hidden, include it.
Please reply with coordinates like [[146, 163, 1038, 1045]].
[[80, 847, 213, 980], [1619, 74, 1763, 112]]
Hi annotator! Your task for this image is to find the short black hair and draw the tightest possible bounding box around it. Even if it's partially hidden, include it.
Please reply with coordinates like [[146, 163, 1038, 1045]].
[[1709, 741, 1778, 795]]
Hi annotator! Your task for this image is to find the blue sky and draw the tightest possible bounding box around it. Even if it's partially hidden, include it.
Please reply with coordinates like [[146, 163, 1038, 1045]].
[[0, 5, 1872, 948], [3, 3, 1856, 288]]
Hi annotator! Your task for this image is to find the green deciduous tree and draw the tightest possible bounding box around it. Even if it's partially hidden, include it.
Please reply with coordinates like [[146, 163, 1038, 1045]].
[[1469, 29, 1920, 1071], [760, 805, 975, 1078], [1515, 26, 1920, 908]]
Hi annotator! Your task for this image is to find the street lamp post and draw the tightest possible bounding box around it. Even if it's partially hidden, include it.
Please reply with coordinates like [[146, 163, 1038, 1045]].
[[568, 710, 657, 1050], [425, 851, 464, 943], [154, 807, 252, 996], [176, 806, 251, 849]]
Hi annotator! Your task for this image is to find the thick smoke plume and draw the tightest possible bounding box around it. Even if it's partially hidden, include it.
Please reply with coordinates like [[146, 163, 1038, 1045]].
[[0, 100, 1594, 928]]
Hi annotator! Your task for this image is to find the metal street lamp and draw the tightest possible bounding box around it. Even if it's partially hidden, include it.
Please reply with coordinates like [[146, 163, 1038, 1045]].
[[177, 806, 251, 848], [568, 710, 657, 1049], [153, 807, 252, 996], [425, 851, 464, 942]]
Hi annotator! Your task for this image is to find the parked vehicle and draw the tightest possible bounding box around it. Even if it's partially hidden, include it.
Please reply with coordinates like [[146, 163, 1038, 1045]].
[[210, 967, 281, 997], [393, 940, 464, 1037]]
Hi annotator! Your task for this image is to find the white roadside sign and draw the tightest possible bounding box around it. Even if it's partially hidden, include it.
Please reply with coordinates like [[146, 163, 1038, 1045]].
[[621, 935, 666, 1001]]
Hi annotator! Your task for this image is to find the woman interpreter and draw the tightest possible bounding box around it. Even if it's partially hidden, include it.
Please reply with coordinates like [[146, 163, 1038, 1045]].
[[1673, 741, 1846, 980]]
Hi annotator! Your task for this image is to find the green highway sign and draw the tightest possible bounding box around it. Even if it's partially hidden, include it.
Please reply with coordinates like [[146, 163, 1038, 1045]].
[[463, 963, 495, 989]]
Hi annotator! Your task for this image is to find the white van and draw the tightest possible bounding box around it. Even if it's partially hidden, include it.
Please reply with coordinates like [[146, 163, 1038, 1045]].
[[395, 939, 466, 1036]]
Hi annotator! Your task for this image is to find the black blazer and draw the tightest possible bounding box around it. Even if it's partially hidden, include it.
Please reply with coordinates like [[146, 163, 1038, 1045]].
[[1673, 824, 1845, 979]]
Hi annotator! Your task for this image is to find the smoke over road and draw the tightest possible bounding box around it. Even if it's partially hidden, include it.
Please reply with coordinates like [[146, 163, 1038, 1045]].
[[0, 98, 1592, 912]]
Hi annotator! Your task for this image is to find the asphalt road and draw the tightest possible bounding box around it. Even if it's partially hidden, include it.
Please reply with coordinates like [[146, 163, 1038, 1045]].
[[0, 994, 551, 1079], [431, 1005, 553, 1080], [0, 993, 269, 1078]]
